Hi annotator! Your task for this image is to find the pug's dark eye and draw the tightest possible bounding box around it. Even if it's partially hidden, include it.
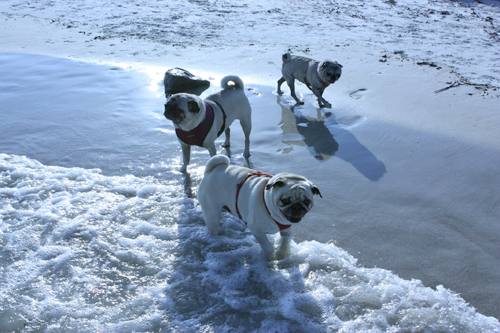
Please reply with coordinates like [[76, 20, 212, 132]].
[[281, 198, 291, 206], [303, 198, 311, 206]]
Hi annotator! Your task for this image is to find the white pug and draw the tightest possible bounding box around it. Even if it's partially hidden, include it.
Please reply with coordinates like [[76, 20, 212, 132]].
[[164, 75, 252, 172], [277, 52, 343, 108], [198, 155, 322, 259]]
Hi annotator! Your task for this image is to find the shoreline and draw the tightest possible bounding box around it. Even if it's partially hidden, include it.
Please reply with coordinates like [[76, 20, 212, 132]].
[[1, 0, 499, 322]]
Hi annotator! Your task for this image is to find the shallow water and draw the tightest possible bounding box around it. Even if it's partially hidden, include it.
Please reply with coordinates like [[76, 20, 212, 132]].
[[1, 54, 499, 331], [0, 54, 173, 178]]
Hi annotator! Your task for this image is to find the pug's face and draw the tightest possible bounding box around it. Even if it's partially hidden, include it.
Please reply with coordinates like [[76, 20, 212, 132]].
[[164, 93, 202, 127], [319, 60, 343, 84], [266, 173, 322, 223]]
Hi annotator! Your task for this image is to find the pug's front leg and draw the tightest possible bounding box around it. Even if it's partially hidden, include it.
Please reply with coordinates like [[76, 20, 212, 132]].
[[312, 87, 332, 109], [319, 99, 332, 109], [275, 228, 292, 259], [252, 231, 274, 260], [180, 141, 191, 172]]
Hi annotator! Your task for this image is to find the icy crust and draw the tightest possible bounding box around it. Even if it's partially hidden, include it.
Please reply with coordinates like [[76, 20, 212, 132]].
[[1, 154, 498, 332], [1, 0, 499, 87]]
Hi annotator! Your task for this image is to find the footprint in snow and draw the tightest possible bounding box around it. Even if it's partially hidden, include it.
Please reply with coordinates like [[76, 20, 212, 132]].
[[247, 87, 261, 96], [349, 88, 367, 100]]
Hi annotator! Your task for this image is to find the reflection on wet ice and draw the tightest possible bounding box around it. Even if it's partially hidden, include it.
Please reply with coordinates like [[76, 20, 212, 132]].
[[277, 99, 386, 181]]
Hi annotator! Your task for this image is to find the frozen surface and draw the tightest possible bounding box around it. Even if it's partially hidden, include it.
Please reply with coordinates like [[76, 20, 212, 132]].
[[1, 0, 500, 88], [0, 52, 499, 332], [1, 0, 500, 331], [1, 152, 499, 332]]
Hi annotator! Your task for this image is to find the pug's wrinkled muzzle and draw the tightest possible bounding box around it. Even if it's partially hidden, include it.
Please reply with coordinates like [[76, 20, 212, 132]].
[[329, 73, 341, 83], [284, 202, 309, 223], [164, 105, 184, 123]]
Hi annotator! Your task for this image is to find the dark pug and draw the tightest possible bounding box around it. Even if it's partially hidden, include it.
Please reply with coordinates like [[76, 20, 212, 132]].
[[278, 52, 342, 108]]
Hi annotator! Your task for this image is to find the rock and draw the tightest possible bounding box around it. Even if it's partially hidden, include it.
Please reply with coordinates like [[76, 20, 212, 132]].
[[163, 68, 210, 97]]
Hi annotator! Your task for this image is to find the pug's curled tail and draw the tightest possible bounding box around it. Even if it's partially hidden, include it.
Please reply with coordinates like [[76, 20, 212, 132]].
[[204, 155, 230, 175], [221, 75, 244, 90], [282, 52, 292, 63]]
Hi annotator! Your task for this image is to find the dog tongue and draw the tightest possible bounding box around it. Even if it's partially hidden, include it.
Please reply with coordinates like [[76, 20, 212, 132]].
[[287, 213, 302, 223]]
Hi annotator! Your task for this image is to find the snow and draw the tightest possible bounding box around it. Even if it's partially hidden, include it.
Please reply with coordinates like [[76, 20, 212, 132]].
[[0, 0, 499, 331]]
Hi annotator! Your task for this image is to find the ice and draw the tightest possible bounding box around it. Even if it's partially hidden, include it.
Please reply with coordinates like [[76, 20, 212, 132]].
[[1, 0, 500, 330], [0, 53, 499, 330], [0, 151, 499, 331]]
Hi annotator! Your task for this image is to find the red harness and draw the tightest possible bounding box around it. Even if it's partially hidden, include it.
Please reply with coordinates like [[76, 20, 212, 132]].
[[303, 61, 329, 90], [235, 171, 291, 231], [175, 101, 226, 147]]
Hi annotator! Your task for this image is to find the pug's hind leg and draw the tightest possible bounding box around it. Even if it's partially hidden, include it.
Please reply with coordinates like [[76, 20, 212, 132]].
[[287, 79, 304, 105], [277, 77, 285, 95], [240, 118, 251, 158], [222, 128, 230, 148], [207, 144, 217, 157]]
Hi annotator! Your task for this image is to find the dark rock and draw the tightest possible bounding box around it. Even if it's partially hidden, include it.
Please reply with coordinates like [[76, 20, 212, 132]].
[[163, 68, 210, 97]]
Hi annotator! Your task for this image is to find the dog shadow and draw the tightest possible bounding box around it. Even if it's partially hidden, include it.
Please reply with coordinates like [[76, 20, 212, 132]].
[[277, 97, 386, 181], [166, 199, 330, 331], [181, 172, 195, 198], [279, 102, 339, 162]]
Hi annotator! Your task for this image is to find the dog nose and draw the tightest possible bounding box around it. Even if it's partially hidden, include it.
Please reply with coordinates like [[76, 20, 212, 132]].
[[291, 203, 306, 215]]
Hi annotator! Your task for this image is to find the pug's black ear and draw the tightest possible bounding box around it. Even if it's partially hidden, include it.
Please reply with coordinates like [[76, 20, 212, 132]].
[[188, 101, 200, 113], [312, 186, 322, 198], [266, 178, 286, 190], [339, 63, 343, 68]]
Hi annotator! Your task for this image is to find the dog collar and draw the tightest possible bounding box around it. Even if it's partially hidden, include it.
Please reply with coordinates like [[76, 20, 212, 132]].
[[235, 172, 291, 231], [262, 179, 292, 231], [313, 62, 330, 88], [175, 101, 226, 147], [303, 61, 329, 89]]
